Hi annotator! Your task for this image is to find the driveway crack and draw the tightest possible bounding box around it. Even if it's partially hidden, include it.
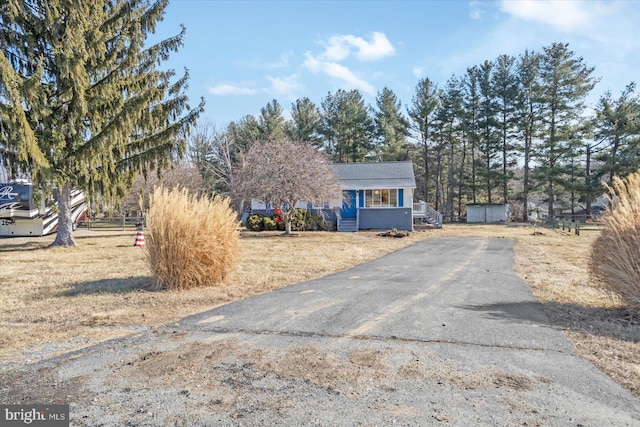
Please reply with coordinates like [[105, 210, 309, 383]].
[[182, 325, 573, 355]]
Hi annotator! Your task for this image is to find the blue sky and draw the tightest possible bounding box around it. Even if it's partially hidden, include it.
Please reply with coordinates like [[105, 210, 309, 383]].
[[154, 0, 640, 125]]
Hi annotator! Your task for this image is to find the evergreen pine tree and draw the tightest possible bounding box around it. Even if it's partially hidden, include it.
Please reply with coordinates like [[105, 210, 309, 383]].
[[319, 89, 374, 163], [288, 97, 323, 148], [492, 54, 519, 204], [374, 87, 411, 161], [407, 77, 439, 203], [536, 42, 596, 219], [594, 83, 640, 181], [515, 50, 543, 221], [0, 0, 202, 246], [476, 60, 501, 203]]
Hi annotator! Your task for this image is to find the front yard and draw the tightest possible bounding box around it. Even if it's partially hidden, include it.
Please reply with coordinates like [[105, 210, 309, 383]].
[[1, 224, 638, 397]]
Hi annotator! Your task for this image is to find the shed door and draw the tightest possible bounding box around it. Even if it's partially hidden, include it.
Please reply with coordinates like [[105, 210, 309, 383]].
[[342, 190, 357, 219]]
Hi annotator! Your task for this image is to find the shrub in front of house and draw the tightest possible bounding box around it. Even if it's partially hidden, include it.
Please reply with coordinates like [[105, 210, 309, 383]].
[[590, 170, 640, 314], [287, 209, 333, 231], [247, 209, 333, 232], [296, 209, 332, 231], [245, 213, 265, 231], [146, 186, 239, 290], [290, 209, 307, 231], [262, 215, 278, 230]]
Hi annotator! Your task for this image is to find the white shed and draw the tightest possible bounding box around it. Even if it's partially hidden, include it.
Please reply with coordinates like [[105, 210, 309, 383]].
[[466, 204, 510, 223]]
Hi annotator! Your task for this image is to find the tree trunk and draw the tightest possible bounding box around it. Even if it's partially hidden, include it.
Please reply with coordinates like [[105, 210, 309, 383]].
[[522, 127, 531, 221], [502, 123, 508, 204], [423, 136, 429, 203], [51, 183, 76, 247], [457, 138, 467, 219], [547, 182, 554, 222], [446, 135, 455, 221], [610, 135, 620, 180], [585, 144, 592, 218], [285, 220, 292, 235], [523, 146, 530, 222]]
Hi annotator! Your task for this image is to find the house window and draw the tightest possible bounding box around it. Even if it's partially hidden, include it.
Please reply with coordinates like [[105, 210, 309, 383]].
[[364, 189, 399, 207]]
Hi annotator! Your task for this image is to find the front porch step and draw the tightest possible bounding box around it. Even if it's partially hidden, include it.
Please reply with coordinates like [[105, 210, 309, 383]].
[[338, 218, 357, 232], [422, 215, 442, 228], [413, 201, 443, 228]]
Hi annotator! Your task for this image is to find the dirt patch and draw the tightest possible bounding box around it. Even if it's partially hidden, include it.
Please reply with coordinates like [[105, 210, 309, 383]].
[[0, 368, 91, 405], [110, 340, 543, 397], [397, 352, 536, 392]]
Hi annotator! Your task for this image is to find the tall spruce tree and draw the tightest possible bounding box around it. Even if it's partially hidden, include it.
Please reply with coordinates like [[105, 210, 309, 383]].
[[0, 0, 202, 246], [536, 42, 596, 219], [492, 54, 519, 204], [430, 91, 448, 212], [257, 99, 286, 141], [463, 66, 481, 204], [288, 97, 322, 148], [374, 87, 411, 161], [407, 77, 439, 203], [594, 83, 640, 181], [320, 89, 374, 163], [515, 50, 543, 221], [476, 60, 501, 203], [439, 76, 464, 220], [229, 115, 261, 149]]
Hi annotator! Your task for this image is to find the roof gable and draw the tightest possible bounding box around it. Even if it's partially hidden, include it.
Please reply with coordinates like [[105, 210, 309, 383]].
[[333, 161, 416, 190]]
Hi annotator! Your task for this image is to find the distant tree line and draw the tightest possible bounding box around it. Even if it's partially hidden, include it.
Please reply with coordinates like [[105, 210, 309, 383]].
[[192, 42, 640, 222]]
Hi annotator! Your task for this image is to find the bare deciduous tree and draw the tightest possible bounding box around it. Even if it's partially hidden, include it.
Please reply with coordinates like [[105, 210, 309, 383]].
[[237, 138, 342, 234], [189, 121, 247, 212], [121, 163, 207, 215]]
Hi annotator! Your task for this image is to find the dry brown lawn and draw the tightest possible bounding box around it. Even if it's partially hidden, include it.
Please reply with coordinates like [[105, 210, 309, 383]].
[[1, 224, 638, 398]]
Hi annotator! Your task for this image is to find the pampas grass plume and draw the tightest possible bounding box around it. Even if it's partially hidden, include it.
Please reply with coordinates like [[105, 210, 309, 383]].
[[146, 186, 239, 289], [590, 171, 640, 314]]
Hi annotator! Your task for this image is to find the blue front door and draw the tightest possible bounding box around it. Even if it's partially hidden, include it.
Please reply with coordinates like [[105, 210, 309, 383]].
[[342, 190, 357, 218]]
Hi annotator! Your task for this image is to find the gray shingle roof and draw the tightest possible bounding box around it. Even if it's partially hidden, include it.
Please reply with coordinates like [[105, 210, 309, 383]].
[[333, 161, 416, 190]]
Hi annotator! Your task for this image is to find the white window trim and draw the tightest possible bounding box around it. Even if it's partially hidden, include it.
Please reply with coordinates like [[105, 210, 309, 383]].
[[363, 189, 399, 208]]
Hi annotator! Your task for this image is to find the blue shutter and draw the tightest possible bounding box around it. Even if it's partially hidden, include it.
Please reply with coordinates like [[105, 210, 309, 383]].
[[398, 189, 404, 207], [359, 190, 364, 207]]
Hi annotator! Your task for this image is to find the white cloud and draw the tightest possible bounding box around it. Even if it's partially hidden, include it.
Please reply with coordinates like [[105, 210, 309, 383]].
[[303, 53, 374, 94], [303, 54, 322, 73], [320, 32, 396, 62], [266, 74, 303, 97], [323, 35, 352, 61], [268, 51, 293, 69], [499, 0, 594, 33], [346, 32, 396, 61], [299, 31, 394, 94], [208, 84, 257, 96], [469, 1, 485, 20]]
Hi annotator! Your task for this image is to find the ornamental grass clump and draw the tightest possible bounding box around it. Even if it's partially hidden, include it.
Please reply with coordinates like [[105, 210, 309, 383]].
[[146, 186, 239, 290], [590, 170, 640, 314]]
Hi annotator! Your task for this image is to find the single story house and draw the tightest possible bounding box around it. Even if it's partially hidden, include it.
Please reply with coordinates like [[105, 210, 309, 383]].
[[333, 161, 416, 232], [250, 161, 419, 232]]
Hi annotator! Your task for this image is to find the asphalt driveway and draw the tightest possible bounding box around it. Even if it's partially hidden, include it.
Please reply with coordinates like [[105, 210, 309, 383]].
[[3, 237, 640, 426]]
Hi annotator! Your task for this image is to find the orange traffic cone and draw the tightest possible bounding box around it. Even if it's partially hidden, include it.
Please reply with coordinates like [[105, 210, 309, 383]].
[[134, 230, 145, 248]]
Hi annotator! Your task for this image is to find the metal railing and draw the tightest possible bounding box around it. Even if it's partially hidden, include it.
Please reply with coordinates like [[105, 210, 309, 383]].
[[413, 201, 443, 226]]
